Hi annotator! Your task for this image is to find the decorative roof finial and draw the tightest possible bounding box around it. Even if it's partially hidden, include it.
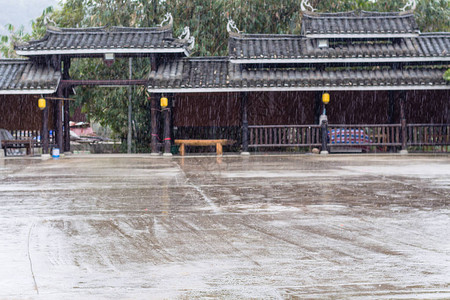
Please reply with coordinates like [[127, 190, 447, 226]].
[[44, 15, 56, 26], [400, 0, 416, 12], [226, 19, 242, 34], [301, 0, 316, 12], [159, 13, 173, 27], [187, 36, 195, 51], [178, 26, 191, 40]]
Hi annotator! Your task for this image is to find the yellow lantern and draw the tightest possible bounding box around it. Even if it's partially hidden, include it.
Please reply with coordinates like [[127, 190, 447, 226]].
[[322, 93, 330, 105], [38, 98, 46, 110], [160, 97, 168, 108]]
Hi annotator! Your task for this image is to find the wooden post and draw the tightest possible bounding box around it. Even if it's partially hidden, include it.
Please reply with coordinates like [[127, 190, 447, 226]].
[[241, 92, 249, 154], [216, 142, 223, 156], [400, 93, 408, 154], [42, 104, 49, 154], [56, 99, 63, 153], [163, 97, 172, 156], [321, 120, 329, 155], [150, 94, 159, 154], [63, 96, 70, 152], [179, 143, 185, 156], [62, 58, 71, 153]]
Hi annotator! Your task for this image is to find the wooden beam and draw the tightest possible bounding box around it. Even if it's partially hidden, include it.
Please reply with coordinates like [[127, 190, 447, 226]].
[[34, 96, 75, 101], [60, 79, 147, 87]]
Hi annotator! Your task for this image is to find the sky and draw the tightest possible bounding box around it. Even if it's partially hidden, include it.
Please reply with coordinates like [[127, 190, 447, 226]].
[[0, 0, 62, 36]]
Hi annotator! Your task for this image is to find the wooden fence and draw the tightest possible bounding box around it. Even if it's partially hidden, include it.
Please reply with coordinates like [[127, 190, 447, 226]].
[[407, 124, 449, 152], [249, 124, 449, 153], [8, 130, 56, 147], [249, 125, 321, 149]]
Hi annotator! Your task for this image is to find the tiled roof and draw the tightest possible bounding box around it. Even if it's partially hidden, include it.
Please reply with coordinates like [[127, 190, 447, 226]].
[[228, 33, 450, 63], [148, 58, 449, 92], [149, 57, 229, 89], [0, 59, 61, 94], [301, 11, 419, 38], [15, 26, 189, 56]]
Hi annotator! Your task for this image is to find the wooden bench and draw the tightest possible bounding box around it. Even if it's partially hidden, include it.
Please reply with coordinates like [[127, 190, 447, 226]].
[[1, 139, 33, 156], [174, 139, 234, 156]]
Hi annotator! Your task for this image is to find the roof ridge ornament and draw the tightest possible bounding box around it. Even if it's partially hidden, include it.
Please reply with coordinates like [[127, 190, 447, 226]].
[[400, 0, 416, 12], [227, 19, 242, 34], [159, 13, 173, 27], [44, 15, 57, 26], [301, 0, 316, 12], [178, 26, 191, 40], [187, 36, 195, 51]]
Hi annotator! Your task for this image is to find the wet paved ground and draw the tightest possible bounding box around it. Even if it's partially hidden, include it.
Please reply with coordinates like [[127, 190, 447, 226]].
[[0, 154, 449, 299]]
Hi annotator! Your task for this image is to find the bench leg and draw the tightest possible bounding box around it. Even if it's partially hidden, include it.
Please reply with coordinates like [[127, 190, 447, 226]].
[[216, 143, 223, 156], [180, 144, 185, 156]]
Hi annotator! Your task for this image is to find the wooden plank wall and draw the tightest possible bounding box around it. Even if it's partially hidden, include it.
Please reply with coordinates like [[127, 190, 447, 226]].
[[0, 95, 55, 130], [174, 90, 449, 127]]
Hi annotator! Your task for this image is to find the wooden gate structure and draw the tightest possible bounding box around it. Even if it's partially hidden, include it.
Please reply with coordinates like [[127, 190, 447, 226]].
[[1, 16, 192, 155]]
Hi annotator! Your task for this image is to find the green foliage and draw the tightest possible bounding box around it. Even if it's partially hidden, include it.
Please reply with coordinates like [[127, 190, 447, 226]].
[[444, 69, 450, 81], [0, 24, 30, 58]]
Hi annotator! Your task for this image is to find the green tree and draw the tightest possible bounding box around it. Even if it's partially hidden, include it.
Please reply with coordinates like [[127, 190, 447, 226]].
[[0, 24, 30, 58]]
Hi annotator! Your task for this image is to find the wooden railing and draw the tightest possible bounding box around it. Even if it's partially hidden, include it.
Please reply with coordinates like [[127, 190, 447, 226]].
[[407, 124, 449, 152], [249, 125, 321, 148], [249, 124, 408, 151], [8, 130, 56, 146]]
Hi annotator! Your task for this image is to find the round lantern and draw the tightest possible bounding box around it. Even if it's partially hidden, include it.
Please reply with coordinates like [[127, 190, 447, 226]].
[[38, 98, 46, 110], [322, 93, 330, 105], [160, 97, 168, 108]]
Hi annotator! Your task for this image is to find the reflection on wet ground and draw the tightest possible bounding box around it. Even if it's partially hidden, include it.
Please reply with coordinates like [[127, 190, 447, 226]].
[[0, 155, 449, 298]]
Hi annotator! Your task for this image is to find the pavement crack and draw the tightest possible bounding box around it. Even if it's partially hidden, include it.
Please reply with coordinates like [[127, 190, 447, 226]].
[[27, 223, 39, 295]]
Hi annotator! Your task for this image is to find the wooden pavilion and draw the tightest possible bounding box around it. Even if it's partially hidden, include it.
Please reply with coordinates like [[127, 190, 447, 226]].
[[147, 8, 449, 154], [1, 4, 449, 156]]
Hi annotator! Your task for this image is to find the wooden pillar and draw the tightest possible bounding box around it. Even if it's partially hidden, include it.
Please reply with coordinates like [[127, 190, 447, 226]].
[[62, 58, 71, 153], [163, 97, 172, 156], [400, 92, 408, 153], [127, 57, 133, 154], [150, 94, 159, 154], [241, 92, 249, 154], [56, 89, 64, 153], [63, 96, 70, 152], [42, 104, 49, 154], [321, 119, 329, 154]]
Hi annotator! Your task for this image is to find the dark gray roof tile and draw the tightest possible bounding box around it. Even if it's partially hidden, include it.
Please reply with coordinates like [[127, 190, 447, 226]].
[[148, 58, 448, 91], [301, 11, 419, 37], [0, 59, 60, 94], [229, 33, 450, 63], [15, 26, 189, 56]]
